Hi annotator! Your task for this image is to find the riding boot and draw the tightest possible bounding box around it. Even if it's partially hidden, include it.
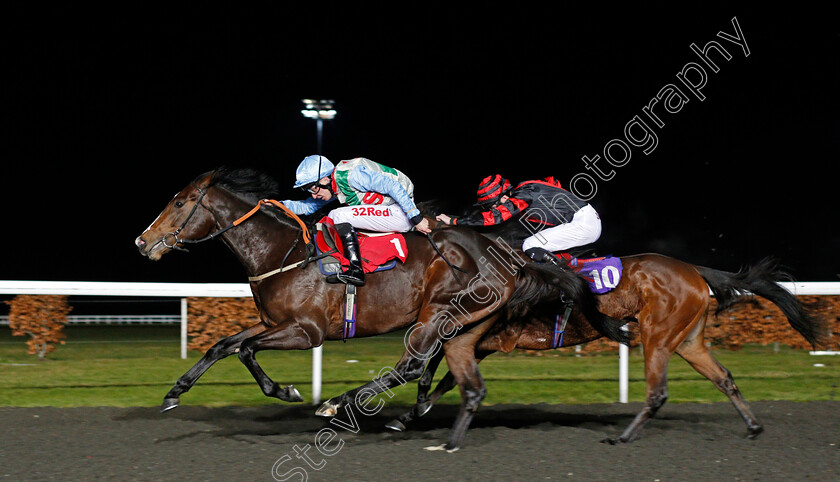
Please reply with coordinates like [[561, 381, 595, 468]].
[[326, 223, 365, 286], [526, 247, 576, 308], [525, 247, 564, 267]]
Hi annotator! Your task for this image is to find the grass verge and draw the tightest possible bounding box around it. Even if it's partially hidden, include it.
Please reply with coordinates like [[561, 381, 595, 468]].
[[1, 325, 837, 407]]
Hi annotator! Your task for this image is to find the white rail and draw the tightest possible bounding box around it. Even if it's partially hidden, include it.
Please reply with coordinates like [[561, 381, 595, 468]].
[[0, 281, 251, 297], [0, 314, 182, 325], [773, 282, 840, 296], [0, 280, 251, 363]]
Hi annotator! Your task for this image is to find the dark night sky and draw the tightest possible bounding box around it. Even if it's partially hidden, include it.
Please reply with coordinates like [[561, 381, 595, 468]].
[[2, 10, 838, 284]]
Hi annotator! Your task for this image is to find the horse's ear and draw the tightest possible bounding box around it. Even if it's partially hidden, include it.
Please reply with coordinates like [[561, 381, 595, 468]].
[[199, 173, 214, 189], [195, 169, 222, 189], [208, 166, 226, 185]]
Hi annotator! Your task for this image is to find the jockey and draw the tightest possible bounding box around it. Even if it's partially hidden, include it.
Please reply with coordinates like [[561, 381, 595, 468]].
[[283, 155, 431, 286], [436, 174, 601, 265]]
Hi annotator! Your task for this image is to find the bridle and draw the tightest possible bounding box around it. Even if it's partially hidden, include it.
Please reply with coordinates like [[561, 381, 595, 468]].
[[163, 182, 314, 250], [161, 183, 234, 252], [160, 182, 325, 280]]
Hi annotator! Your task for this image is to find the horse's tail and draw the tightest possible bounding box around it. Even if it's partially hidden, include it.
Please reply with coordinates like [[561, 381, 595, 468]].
[[694, 258, 828, 349], [507, 262, 632, 345]]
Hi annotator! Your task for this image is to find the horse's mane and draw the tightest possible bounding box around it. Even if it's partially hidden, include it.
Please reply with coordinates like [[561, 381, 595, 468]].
[[201, 166, 331, 228], [418, 198, 531, 247], [416, 199, 452, 218], [203, 167, 282, 202]]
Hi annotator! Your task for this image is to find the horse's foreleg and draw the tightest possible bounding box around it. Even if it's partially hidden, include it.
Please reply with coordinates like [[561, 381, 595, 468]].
[[424, 331, 489, 452], [416, 347, 446, 408], [606, 346, 670, 444], [383, 348, 447, 431], [387, 349, 494, 432], [161, 322, 267, 412], [237, 323, 317, 403]]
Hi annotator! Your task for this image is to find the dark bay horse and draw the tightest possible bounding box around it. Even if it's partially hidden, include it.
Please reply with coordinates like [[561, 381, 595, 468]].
[[387, 209, 828, 444], [134, 168, 628, 450]]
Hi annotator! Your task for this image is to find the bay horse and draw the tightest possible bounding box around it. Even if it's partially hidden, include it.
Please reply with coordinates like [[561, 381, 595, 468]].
[[134, 167, 628, 450], [385, 207, 828, 444]]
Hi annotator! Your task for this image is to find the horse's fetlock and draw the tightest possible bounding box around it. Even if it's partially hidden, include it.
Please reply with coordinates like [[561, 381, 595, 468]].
[[258, 380, 279, 397], [237, 343, 254, 362], [464, 387, 486, 412], [403, 360, 427, 381], [647, 393, 668, 410]]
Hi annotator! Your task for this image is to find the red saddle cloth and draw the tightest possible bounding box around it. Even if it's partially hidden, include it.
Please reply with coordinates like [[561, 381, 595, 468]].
[[315, 217, 408, 273]]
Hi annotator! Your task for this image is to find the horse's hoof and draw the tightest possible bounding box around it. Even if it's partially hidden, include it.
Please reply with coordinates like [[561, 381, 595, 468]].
[[424, 443, 459, 453], [284, 385, 303, 403], [385, 419, 406, 432], [160, 398, 180, 413], [601, 437, 621, 445], [424, 444, 447, 451], [315, 400, 339, 417], [416, 401, 433, 417], [746, 425, 764, 439]]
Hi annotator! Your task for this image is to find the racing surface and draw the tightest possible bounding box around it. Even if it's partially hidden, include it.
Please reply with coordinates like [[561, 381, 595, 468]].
[[2, 401, 839, 480]]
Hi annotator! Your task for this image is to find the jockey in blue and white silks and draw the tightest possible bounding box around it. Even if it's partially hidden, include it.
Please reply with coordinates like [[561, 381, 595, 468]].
[[283, 155, 431, 286]]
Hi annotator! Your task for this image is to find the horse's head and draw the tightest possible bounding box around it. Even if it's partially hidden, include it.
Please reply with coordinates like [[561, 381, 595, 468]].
[[135, 173, 217, 261]]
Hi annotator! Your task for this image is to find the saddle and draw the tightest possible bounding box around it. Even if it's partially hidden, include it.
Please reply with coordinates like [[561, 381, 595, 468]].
[[550, 253, 623, 348], [314, 217, 407, 276], [315, 217, 409, 340]]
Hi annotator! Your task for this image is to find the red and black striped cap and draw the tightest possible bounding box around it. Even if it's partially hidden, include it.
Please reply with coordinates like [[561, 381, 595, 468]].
[[476, 174, 511, 207]]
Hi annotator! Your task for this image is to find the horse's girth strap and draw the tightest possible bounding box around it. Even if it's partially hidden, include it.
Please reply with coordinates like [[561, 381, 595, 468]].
[[232, 199, 312, 244]]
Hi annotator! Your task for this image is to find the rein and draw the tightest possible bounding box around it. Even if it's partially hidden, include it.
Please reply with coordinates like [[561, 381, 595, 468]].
[[165, 184, 464, 283], [164, 186, 318, 279], [424, 233, 468, 282], [234, 199, 311, 245]]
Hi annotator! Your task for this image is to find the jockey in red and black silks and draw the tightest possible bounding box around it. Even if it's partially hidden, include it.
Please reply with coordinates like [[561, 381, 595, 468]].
[[436, 174, 602, 264]]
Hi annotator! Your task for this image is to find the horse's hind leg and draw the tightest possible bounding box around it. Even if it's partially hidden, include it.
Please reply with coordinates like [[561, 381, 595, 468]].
[[161, 322, 267, 412], [314, 338, 431, 417], [676, 325, 763, 438], [315, 303, 482, 417], [606, 279, 717, 445]]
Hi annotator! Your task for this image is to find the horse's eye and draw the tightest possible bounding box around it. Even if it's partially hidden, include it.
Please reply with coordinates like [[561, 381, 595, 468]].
[[174, 201, 184, 208]]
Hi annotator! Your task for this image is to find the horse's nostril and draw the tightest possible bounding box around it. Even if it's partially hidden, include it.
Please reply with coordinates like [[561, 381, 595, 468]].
[[135, 236, 146, 248]]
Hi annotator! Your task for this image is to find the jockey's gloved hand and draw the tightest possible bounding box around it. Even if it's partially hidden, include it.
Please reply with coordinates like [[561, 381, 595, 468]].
[[412, 215, 432, 235]]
